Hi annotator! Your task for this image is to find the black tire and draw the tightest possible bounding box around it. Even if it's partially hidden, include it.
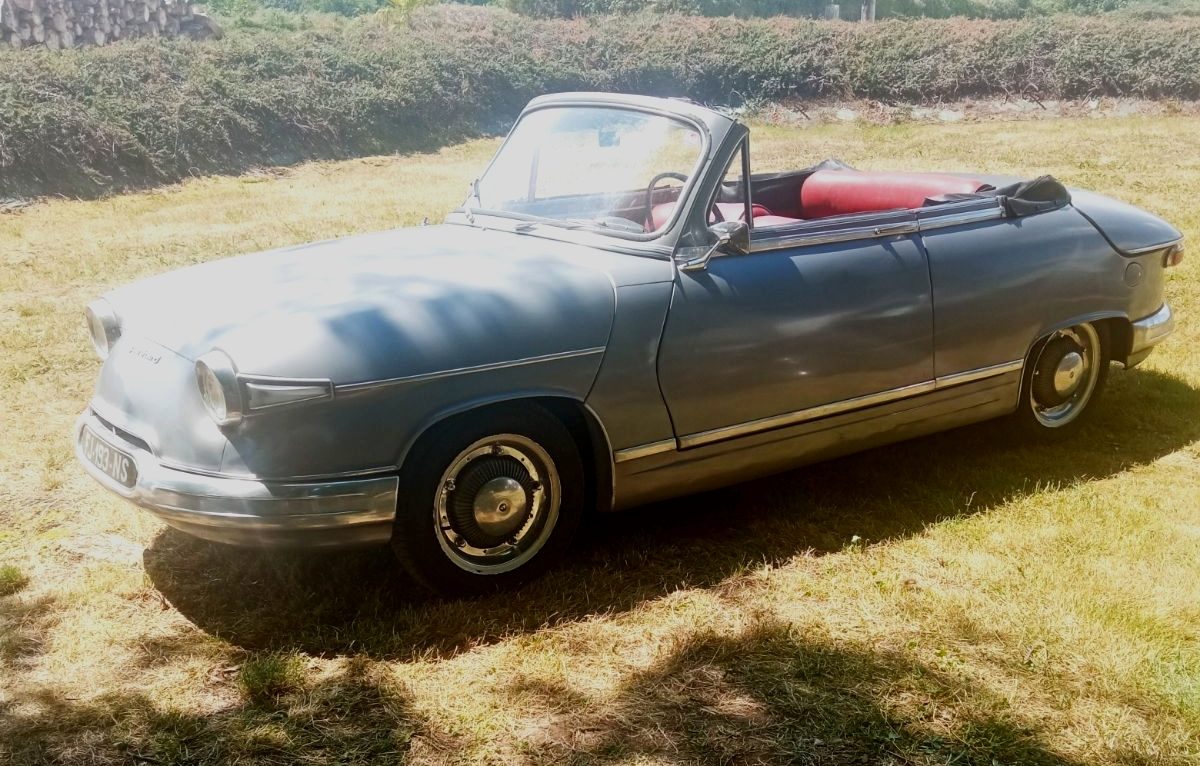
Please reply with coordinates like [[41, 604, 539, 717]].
[[1009, 321, 1110, 439], [391, 402, 585, 596]]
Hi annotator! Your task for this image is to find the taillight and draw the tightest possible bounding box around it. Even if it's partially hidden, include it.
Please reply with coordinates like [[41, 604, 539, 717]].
[[1164, 242, 1185, 268]]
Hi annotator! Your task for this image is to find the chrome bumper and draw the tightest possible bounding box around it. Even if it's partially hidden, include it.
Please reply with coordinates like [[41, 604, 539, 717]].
[[1126, 303, 1175, 367], [74, 411, 398, 548]]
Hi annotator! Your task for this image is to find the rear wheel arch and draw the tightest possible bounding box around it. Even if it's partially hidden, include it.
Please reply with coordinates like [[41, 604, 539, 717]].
[[1011, 318, 1112, 436]]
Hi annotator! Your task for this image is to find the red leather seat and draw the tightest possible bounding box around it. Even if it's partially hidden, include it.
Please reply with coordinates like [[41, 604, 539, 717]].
[[800, 170, 988, 219]]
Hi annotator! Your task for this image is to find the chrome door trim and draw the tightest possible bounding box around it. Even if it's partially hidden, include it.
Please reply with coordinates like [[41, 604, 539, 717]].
[[613, 438, 677, 463], [336, 347, 606, 394], [675, 360, 1023, 450], [917, 200, 1006, 231], [935, 359, 1023, 389], [749, 220, 919, 254]]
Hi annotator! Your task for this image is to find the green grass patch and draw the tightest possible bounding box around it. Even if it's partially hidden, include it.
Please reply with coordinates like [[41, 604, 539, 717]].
[[0, 564, 29, 597], [238, 652, 308, 702]]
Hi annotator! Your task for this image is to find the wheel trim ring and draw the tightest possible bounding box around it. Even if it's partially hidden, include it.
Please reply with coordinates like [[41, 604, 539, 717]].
[[434, 434, 561, 575], [1030, 324, 1101, 428]]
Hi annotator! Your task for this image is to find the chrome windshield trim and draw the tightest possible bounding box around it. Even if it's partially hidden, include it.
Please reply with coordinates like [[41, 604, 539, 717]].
[[614, 438, 677, 463], [465, 101, 712, 244], [335, 347, 606, 394], [1125, 237, 1184, 256], [749, 220, 919, 254], [935, 359, 1023, 389], [1131, 303, 1174, 352], [676, 360, 1024, 450], [918, 201, 1006, 231]]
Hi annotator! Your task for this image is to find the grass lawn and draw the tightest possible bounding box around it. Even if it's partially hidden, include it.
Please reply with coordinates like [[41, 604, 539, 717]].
[[1, 116, 1198, 765]]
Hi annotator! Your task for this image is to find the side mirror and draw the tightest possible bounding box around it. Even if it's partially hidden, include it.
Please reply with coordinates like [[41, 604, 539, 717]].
[[679, 220, 750, 272]]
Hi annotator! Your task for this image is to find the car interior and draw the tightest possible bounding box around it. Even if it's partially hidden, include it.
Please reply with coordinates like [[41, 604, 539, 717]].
[[649, 167, 993, 232]]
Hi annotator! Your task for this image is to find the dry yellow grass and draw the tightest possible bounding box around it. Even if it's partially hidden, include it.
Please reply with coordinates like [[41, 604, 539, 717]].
[[1, 117, 1199, 765]]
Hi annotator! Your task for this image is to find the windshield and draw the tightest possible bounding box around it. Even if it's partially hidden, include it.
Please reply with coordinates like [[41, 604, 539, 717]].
[[475, 106, 704, 236]]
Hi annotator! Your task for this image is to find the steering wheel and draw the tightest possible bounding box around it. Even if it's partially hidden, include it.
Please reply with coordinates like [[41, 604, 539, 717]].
[[644, 172, 691, 230]]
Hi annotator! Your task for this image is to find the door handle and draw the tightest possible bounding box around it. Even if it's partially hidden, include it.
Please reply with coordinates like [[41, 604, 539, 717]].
[[873, 223, 917, 237]]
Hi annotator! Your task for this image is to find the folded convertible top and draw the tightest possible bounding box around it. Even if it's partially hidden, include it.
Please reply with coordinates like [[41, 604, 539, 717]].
[[989, 175, 1072, 217]]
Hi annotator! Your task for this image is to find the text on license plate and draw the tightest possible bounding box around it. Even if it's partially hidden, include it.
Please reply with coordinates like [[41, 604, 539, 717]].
[[80, 425, 138, 488]]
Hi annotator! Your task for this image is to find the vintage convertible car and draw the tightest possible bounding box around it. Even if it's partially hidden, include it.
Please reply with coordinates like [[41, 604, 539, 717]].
[[76, 92, 1182, 594]]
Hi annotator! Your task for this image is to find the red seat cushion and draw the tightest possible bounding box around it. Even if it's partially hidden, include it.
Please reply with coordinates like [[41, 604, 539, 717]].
[[800, 170, 988, 219]]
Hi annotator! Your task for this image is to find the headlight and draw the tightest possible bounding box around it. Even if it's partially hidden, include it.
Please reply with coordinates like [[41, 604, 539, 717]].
[[84, 299, 121, 359], [195, 350, 243, 426]]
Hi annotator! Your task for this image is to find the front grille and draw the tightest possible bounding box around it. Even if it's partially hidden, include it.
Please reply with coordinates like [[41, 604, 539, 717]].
[[91, 411, 154, 455]]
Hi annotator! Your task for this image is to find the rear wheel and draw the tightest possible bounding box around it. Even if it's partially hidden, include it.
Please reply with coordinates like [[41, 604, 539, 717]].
[[391, 403, 584, 596], [1010, 322, 1109, 437]]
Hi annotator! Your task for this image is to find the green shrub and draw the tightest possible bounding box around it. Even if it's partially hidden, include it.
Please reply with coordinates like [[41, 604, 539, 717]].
[[1, 7, 1198, 198]]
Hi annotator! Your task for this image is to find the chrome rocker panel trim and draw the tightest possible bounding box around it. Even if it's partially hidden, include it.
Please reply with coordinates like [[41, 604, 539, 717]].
[[75, 411, 398, 547], [1126, 303, 1175, 367], [676, 359, 1024, 451]]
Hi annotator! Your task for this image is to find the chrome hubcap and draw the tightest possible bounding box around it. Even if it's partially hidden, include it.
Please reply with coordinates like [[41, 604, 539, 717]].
[[1052, 351, 1085, 397], [473, 476, 528, 538], [1030, 324, 1101, 428], [434, 434, 560, 574]]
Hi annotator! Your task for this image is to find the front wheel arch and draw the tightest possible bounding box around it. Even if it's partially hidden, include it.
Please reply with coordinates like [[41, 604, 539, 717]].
[[396, 395, 613, 519]]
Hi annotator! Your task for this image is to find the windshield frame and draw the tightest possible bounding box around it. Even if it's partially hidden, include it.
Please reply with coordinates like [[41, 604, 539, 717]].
[[466, 102, 713, 243]]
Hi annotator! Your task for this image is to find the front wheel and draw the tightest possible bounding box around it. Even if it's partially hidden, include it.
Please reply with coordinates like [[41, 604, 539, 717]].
[[1010, 322, 1109, 437], [391, 403, 584, 596]]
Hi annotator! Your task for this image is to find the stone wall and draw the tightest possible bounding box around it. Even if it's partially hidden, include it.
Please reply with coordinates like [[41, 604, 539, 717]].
[[0, 0, 220, 48]]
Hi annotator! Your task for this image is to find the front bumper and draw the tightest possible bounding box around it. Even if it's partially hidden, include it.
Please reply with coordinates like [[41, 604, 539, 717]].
[[1125, 303, 1175, 368], [74, 411, 398, 548]]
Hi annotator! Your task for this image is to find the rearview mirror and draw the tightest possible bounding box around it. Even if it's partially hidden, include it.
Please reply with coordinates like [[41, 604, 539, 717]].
[[679, 220, 750, 272]]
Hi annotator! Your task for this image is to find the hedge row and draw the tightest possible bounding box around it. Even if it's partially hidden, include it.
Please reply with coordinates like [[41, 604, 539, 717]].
[[2, 6, 1199, 198]]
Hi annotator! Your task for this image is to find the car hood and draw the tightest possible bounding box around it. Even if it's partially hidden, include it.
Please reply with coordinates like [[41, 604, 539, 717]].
[[104, 225, 620, 382]]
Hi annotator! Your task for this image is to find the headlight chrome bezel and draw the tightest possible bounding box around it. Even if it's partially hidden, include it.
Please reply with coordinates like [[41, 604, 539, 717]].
[[195, 350, 334, 426], [85, 299, 122, 360], [195, 350, 244, 426]]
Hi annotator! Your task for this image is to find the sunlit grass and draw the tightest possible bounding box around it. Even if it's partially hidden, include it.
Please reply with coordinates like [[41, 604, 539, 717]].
[[1, 116, 1198, 764]]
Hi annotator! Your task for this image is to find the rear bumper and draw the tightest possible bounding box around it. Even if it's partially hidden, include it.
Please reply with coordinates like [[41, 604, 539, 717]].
[[1126, 303, 1175, 368], [74, 411, 398, 548]]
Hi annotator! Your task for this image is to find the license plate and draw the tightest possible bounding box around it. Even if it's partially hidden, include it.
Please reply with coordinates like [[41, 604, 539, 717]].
[[79, 425, 138, 489]]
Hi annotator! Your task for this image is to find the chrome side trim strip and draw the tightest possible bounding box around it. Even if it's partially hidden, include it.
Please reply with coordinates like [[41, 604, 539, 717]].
[[614, 438, 677, 463], [750, 221, 919, 254], [1125, 237, 1183, 256], [335, 347, 606, 394], [676, 360, 1024, 450], [934, 359, 1023, 389], [918, 203, 1006, 231], [678, 380, 937, 450], [1130, 303, 1174, 353]]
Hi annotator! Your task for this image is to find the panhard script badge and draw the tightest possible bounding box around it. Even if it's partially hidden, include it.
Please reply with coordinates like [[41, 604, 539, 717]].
[[126, 343, 162, 365]]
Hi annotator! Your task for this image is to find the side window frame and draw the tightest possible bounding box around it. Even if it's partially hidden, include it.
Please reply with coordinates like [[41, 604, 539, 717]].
[[705, 136, 754, 231]]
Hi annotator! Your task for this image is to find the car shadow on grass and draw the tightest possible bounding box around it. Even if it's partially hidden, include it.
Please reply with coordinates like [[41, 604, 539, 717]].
[[142, 367, 1200, 660], [1, 613, 1094, 765]]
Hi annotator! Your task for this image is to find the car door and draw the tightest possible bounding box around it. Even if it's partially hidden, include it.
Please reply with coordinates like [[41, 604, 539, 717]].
[[657, 208, 935, 447]]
